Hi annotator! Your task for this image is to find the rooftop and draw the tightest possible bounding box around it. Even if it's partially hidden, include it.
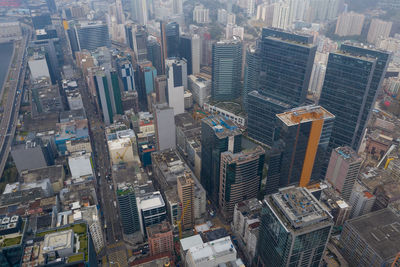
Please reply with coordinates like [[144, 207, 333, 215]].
[[180, 234, 204, 251], [345, 209, 400, 261], [188, 236, 236, 263], [147, 221, 172, 237], [202, 115, 241, 139], [276, 105, 335, 127], [270, 186, 332, 230], [43, 229, 73, 251], [334, 146, 362, 163], [138, 192, 165, 211], [206, 100, 246, 117]]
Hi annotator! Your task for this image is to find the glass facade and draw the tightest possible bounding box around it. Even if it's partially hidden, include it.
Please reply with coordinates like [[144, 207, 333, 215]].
[[256, 199, 332, 267], [211, 40, 242, 101], [147, 39, 162, 75], [166, 22, 180, 58], [319, 44, 390, 152], [247, 28, 316, 146], [247, 91, 290, 146], [243, 44, 260, 111], [266, 107, 334, 193], [180, 35, 193, 75], [76, 23, 110, 51], [117, 190, 141, 235], [201, 118, 242, 205]]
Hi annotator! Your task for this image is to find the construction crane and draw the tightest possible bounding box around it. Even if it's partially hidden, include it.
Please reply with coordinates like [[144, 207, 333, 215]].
[[116, 140, 132, 162], [177, 200, 191, 240], [392, 252, 400, 267]]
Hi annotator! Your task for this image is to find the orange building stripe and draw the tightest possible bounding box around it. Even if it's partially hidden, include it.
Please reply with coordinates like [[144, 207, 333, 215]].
[[299, 119, 323, 187]]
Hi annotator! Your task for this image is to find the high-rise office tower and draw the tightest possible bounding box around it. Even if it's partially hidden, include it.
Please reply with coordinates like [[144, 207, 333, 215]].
[[160, 21, 167, 75], [125, 23, 135, 50], [154, 103, 176, 151], [367, 18, 392, 44], [94, 69, 123, 125], [133, 26, 148, 62], [147, 38, 162, 75], [325, 146, 362, 201], [256, 186, 333, 267], [136, 61, 157, 110], [243, 44, 260, 111], [119, 61, 136, 91], [172, 0, 183, 14], [117, 183, 141, 235], [219, 146, 265, 221], [201, 115, 242, 205], [166, 58, 187, 115], [115, 0, 125, 24], [166, 22, 180, 58], [130, 0, 147, 25], [75, 21, 110, 51], [266, 105, 335, 194], [247, 28, 316, 146], [177, 173, 195, 230], [180, 35, 193, 75], [348, 182, 375, 218], [211, 38, 242, 101], [180, 34, 201, 75], [155, 75, 167, 104], [318, 44, 391, 152]]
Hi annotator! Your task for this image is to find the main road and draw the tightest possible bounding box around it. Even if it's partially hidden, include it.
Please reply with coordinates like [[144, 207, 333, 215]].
[[75, 73, 123, 250], [0, 25, 31, 178]]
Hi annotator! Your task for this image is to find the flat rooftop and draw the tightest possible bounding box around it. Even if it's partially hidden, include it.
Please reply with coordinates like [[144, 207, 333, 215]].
[[43, 229, 73, 251], [334, 146, 362, 163], [270, 186, 332, 229], [346, 209, 400, 261], [138, 192, 164, 211], [276, 105, 335, 127], [180, 234, 204, 251], [202, 115, 241, 139]]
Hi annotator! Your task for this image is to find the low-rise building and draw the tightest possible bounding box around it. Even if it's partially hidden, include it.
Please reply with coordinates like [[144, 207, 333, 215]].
[[147, 221, 174, 256], [340, 209, 400, 266], [203, 101, 246, 127], [185, 236, 237, 267], [107, 129, 140, 165]]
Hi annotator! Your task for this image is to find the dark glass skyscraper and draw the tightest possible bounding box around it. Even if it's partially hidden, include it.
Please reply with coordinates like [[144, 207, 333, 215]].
[[117, 184, 141, 235], [180, 35, 192, 75], [211, 38, 242, 101], [318, 44, 391, 152], [75, 21, 110, 51], [266, 106, 334, 194], [166, 22, 180, 58], [243, 44, 260, 111], [256, 186, 333, 267], [201, 115, 242, 205], [247, 28, 316, 146], [147, 38, 162, 75]]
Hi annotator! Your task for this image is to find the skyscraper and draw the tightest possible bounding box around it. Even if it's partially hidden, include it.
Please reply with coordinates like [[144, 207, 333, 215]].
[[75, 21, 110, 51], [160, 21, 167, 75], [133, 26, 148, 62], [155, 75, 167, 104], [367, 18, 392, 44], [154, 103, 176, 151], [177, 173, 195, 230], [335, 12, 365, 37], [243, 44, 260, 111], [166, 22, 180, 58], [136, 61, 157, 110], [211, 38, 242, 101], [130, 0, 148, 25], [94, 69, 123, 125], [201, 115, 241, 205], [117, 183, 141, 235], [172, 0, 183, 14], [147, 38, 162, 75], [256, 186, 333, 267], [325, 146, 362, 201], [247, 28, 316, 146], [318, 44, 391, 152], [180, 35, 193, 75], [266, 105, 335, 194], [219, 146, 265, 221], [166, 58, 187, 115]]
